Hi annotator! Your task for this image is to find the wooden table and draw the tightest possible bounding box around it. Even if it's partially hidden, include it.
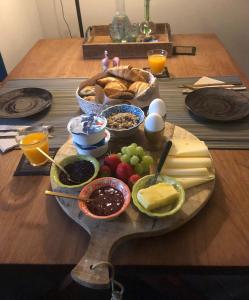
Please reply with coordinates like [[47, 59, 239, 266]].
[[1, 34, 249, 269]]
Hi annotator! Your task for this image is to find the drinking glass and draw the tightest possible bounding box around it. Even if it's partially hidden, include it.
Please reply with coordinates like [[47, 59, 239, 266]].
[[147, 49, 167, 75], [16, 126, 49, 166]]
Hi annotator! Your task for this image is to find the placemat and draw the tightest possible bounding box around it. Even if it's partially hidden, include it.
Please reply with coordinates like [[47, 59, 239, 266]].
[[14, 148, 58, 176], [1, 76, 248, 149]]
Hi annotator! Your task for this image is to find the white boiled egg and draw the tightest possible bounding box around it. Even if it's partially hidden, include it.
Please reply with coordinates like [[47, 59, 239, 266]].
[[148, 98, 166, 117], [144, 113, 165, 132]]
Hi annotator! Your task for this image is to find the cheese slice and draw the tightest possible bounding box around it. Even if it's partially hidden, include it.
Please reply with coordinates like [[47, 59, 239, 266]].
[[169, 138, 209, 157], [175, 175, 215, 189], [165, 168, 209, 177], [165, 157, 212, 169], [137, 183, 179, 211]]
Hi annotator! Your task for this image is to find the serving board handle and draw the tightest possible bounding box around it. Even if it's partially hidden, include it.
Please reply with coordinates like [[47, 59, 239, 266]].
[[71, 232, 118, 289]]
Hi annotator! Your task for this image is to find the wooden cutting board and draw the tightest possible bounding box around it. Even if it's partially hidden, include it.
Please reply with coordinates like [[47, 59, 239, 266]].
[[50, 123, 215, 289]]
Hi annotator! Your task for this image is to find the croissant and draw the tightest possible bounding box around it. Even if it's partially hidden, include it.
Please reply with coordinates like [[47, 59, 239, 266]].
[[97, 76, 129, 88], [128, 81, 150, 96]]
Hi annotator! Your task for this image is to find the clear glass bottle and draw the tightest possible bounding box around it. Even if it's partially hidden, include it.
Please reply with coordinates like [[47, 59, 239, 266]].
[[140, 0, 155, 38], [110, 0, 131, 43]]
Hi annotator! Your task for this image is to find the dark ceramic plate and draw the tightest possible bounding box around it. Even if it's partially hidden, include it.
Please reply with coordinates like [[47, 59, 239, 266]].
[[185, 88, 249, 121], [0, 88, 52, 118]]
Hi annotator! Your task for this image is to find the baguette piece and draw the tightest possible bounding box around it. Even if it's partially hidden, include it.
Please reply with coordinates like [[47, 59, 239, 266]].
[[108, 65, 149, 82]]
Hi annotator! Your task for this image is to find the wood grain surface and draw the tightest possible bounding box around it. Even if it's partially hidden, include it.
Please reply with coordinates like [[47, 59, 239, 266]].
[[51, 123, 215, 288], [0, 34, 249, 268]]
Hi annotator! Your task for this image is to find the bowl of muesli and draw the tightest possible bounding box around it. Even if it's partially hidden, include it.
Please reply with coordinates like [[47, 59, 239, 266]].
[[100, 104, 144, 138]]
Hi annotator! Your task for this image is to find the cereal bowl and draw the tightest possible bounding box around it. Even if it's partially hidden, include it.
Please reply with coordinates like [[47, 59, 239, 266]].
[[79, 177, 131, 220], [100, 104, 145, 138]]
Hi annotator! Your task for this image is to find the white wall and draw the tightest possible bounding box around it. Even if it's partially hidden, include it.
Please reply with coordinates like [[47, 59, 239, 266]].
[[36, 0, 249, 78], [0, 0, 43, 73]]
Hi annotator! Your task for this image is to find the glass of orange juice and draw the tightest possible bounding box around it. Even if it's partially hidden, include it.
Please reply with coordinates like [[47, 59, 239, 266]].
[[147, 49, 167, 75], [16, 126, 49, 166]]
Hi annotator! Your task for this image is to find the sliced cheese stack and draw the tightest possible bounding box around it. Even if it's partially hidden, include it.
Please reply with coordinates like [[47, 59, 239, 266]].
[[137, 182, 179, 211], [164, 138, 215, 189]]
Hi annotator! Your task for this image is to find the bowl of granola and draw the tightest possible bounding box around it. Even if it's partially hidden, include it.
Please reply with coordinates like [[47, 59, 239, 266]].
[[100, 104, 144, 138]]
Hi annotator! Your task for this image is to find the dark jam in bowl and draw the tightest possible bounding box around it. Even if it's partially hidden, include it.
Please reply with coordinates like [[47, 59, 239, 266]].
[[87, 186, 125, 216], [59, 160, 95, 185]]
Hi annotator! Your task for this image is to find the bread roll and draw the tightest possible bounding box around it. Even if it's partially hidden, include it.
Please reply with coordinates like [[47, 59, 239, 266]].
[[79, 85, 95, 97], [96, 76, 128, 88], [104, 81, 134, 99], [128, 81, 150, 96], [84, 95, 95, 102]]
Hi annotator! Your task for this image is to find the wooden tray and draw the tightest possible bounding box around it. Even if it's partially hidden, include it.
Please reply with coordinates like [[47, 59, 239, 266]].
[[82, 23, 173, 59], [50, 123, 215, 289]]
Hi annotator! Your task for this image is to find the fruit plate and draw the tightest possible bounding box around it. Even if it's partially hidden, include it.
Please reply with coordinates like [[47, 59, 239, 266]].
[[132, 175, 185, 218]]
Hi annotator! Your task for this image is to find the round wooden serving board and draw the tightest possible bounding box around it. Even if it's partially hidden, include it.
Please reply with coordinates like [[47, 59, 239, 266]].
[[50, 123, 215, 289]]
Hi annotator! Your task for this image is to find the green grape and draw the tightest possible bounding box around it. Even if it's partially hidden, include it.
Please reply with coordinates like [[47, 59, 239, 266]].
[[121, 154, 130, 163], [126, 145, 137, 156], [130, 155, 140, 166], [121, 146, 128, 154], [135, 163, 144, 175], [135, 146, 144, 157], [117, 152, 122, 158], [141, 162, 150, 173], [142, 155, 154, 165], [130, 143, 137, 148]]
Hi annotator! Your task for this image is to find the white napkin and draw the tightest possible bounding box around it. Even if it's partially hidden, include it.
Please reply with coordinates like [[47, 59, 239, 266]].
[[0, 139, 17, 153], [0, 125, 53, 153], [194, 76, 225, 86], [182, 76, 225, 94]]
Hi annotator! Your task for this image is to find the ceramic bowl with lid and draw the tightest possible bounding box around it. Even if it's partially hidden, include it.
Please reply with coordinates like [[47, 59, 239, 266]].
[[67, 114, 107, 146]]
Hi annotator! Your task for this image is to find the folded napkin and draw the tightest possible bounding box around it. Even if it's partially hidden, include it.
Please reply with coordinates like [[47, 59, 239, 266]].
[[0, 125, 53, 153], [0, 138, 18, 153], [182, 76, 246, 94]]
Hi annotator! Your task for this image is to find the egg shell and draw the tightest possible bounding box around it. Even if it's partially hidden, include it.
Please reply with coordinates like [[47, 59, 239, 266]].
[[144, 113, 165, 132], [148, 98, 166, 117]]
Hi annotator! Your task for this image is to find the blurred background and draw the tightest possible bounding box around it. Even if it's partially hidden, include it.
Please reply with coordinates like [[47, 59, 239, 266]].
[[0, 0, 248, 77]]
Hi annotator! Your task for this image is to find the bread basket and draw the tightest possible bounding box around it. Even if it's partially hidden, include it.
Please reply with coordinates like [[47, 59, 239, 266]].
[[76, 66, 159, 114]]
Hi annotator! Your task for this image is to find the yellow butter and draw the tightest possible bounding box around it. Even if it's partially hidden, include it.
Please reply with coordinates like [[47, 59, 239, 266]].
[[165, 157, 212, 169], [137, 183, 179, 211], [165, 167, 209, 177], [175, 175, 215, 189], [169, 138, 209, 157]]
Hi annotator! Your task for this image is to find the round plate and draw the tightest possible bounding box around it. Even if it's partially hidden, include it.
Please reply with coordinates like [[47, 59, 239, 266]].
[[185, 88, 249, 121], [0, 88, 52, 118]]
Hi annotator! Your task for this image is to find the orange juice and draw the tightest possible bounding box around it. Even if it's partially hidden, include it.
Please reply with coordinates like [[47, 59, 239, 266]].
[[20, 132, 49, 166], [148, 54, 167, 74]]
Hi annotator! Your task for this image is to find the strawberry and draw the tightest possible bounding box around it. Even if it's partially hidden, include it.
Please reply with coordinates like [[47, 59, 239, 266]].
[[115, 162, 134, 182], [98, 165, 112, 177], [128, 174, 141, 189], [104, 154, 121, 173]]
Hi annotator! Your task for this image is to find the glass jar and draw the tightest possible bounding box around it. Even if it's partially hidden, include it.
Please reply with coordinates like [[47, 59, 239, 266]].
[[109, 0, 131, 43]]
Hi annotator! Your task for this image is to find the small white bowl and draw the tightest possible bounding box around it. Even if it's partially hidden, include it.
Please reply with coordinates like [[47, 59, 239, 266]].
[[74, 130, 110, 158], [67, 115, 107, 146]]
